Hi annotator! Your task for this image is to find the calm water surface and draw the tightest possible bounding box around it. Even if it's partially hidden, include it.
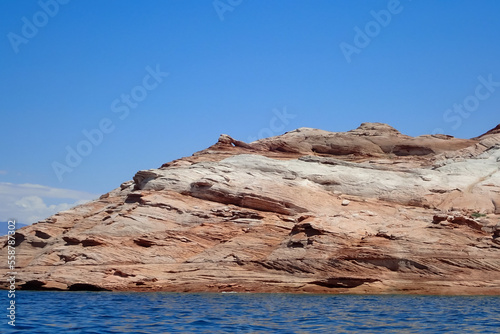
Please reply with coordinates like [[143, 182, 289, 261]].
[[2, 291, 499, 333]]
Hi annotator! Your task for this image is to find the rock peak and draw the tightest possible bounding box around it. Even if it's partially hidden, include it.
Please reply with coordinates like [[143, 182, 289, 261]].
[[476, 124, 500, 139], [349, 122, 401, 136]]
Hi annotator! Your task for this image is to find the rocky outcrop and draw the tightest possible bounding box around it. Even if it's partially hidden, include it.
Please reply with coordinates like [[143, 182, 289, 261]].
[[1, 123, 500, 294]]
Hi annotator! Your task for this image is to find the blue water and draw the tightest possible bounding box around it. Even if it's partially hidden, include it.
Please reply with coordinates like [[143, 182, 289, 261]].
[[2, 292, 499, 333]]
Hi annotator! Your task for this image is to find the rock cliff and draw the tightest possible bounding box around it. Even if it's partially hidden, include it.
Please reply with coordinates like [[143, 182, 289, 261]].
[[2, 123, 500, 294]]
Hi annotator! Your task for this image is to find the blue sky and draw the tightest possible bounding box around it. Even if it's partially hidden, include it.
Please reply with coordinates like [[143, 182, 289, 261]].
[[1, 0, 499, 224]]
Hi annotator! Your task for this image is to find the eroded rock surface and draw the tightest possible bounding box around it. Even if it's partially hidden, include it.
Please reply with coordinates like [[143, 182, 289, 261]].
[[2, 123, 500, 294]]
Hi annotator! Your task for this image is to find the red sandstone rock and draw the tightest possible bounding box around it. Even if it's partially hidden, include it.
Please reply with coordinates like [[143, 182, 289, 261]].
[[1, 123, 500, 295]]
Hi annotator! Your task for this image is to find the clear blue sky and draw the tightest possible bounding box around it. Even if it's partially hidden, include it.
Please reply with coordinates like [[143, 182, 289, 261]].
[[1, 0, 499, 224]]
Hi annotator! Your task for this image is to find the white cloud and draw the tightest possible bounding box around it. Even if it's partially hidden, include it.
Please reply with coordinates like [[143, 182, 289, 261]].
[[0, 183, 98, 225]]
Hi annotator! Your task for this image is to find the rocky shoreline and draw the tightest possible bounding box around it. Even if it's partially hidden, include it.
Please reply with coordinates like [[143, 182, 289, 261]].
[[2, 123, 500, 294]]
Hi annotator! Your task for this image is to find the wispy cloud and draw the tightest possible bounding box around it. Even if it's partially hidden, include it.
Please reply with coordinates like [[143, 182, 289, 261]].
[[0, 183, 98, 224], [0, 170, 7, 175]]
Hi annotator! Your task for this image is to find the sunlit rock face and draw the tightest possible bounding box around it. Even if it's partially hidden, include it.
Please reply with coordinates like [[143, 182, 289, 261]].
[[2, 123, 500, 295]]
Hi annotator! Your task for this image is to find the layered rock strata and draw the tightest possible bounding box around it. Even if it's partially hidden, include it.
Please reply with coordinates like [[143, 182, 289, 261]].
[[2, 123, 500, 294]]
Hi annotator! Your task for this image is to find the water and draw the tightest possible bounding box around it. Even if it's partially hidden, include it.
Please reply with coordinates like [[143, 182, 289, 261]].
[[2, 292, 499, 333]]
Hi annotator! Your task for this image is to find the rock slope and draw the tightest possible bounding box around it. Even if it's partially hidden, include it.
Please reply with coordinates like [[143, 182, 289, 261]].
[[2, 123, 500, 294]]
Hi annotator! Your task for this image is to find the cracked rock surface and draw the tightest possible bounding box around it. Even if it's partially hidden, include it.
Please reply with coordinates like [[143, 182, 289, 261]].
[[2, 122, 500, 294]]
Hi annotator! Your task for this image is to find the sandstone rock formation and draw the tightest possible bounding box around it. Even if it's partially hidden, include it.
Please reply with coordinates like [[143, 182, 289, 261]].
[[2, 123, 500, 294]]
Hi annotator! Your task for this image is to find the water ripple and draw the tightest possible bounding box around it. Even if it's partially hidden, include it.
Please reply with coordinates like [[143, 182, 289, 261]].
[[1, 292, 499, 333]]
